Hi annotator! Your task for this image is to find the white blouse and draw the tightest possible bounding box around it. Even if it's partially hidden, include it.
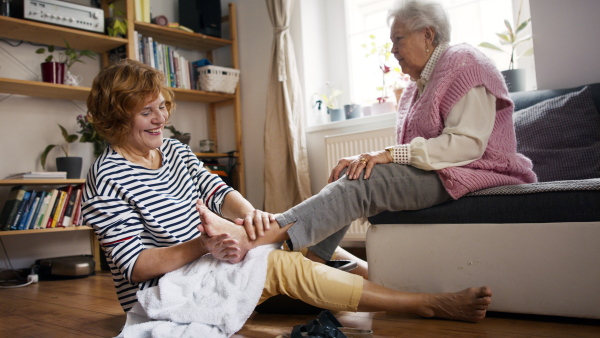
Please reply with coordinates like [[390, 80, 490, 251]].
[[389, 44, 497, 171]]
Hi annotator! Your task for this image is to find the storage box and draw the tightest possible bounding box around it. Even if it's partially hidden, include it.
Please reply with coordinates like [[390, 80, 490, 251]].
[[196, 65, 240, 94]]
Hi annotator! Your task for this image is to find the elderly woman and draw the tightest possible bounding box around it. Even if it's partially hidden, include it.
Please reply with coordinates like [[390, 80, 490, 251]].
[[204, 0, 535, 314], [82, 59, 489, 332]]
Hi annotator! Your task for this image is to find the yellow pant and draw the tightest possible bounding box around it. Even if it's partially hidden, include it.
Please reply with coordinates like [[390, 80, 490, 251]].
[[258, 249, 363, 311]]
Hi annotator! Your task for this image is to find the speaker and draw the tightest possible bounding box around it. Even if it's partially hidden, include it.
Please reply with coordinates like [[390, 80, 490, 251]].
[[179, 0, 222, 38]]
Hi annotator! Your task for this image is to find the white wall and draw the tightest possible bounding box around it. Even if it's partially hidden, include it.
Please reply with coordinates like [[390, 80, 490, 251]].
[[529, 0, 600, 89]]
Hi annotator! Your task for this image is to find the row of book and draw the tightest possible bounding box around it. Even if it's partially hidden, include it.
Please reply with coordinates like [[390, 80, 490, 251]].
[[0, 184, 84, 231], [135, 32, 203, 91]]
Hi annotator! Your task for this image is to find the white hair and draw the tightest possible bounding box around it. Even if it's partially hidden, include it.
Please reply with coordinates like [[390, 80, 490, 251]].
[[388, 0, 451, 45]]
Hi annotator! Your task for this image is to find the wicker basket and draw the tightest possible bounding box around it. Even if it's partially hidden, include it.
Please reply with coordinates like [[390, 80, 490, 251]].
[[196, 65, 240, 94]]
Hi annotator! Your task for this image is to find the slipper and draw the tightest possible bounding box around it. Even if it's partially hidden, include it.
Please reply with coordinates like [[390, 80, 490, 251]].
[[277, 311, 373, 338]]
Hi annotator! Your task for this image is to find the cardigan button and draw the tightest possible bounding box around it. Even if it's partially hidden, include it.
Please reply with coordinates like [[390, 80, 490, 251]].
[[445, 179, 454, 188]]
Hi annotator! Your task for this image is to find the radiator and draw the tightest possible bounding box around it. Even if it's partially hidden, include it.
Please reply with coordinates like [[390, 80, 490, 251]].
[[325, 127, 396, 241]]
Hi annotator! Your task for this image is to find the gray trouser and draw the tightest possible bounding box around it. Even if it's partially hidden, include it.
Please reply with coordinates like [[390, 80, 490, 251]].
[[275, 164, 451, 260]]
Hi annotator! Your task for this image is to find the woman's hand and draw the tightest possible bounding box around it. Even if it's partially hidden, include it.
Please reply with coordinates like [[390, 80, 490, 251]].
[[199, 232, 242, 262], [234, 209, 275, 241], [328, 150, 392, 183]]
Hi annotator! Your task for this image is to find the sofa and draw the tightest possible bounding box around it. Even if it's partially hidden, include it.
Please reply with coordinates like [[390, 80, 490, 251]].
[[366, 82, 600, 319]]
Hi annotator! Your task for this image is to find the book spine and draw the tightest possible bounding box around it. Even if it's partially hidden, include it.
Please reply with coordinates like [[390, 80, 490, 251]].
[[71, 185, 84, 226], [11, 191, 31, 230], [46, 191, 62, 228], [24, 196, 40, 230], [33, 192, 50, 229], [61, 187, 78, 227], [0, 186, 25, 230], [40, 190, 58, 229], [18, 190, 37, 230], [50, 191, 67, 228], [57, 185, 74, 227], [28, 190, 46, 229]]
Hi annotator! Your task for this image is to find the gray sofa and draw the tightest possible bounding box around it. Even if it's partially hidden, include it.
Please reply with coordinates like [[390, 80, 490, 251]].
[[366, 83, 600, 319]]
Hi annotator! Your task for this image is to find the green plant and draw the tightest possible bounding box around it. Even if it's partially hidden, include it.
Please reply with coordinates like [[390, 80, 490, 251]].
[[35, 40, 96, 71], [41, 124, 79, 169], [165, 124, 190, 137], [362, 35, 402, 102], [316, 83, 342, 110], [106, 3, 128, 37], [478, 1, 533, 70], [76, 114, 107, 158]]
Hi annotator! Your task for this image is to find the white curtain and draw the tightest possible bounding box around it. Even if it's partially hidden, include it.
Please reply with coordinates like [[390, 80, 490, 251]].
[[263, 0, 311, 213]]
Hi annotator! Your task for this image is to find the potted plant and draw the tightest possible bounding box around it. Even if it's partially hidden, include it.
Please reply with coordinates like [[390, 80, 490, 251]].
[[76, 114, 107, 158], [41, 124, 82, 179], [106, 3, 128, 38], [316, 83, 344, 122], [478, 1, 533, 92], [362, 35, 405, 114], [165, 124, 191, 145], [36, 40, 96, 86]]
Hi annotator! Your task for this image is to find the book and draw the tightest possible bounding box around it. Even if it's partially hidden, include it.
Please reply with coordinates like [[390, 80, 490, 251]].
[[39, 189, 58, 229], [0, 186, 26, 230], [30, 191, 48, 229], [45, 190, 62, 228], [5, 172, 67, 179], [10, 191, 31, 230], [57, 185, 74, 227], [70, 184, 84, 226], [50, 191, 67, 228], [17, 190, 37, 230], [61, 186, 79, 227], [134, 0, 143, 22]]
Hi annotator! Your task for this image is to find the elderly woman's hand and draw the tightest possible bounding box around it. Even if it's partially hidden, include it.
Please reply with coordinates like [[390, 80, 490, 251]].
[[328, 150, 392, 183], [234, 209, 275, 240], [199, 232, 242, 262]]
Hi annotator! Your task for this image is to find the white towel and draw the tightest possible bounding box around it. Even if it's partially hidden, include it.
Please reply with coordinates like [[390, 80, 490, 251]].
[[118, 244, 277, 338]]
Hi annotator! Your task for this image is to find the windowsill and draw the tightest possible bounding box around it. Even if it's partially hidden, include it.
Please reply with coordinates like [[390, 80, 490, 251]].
[[306, 112, 395, 133]]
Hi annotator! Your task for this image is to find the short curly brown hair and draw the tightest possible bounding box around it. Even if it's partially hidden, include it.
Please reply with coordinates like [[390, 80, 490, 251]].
[[86, 59, 175, 147]]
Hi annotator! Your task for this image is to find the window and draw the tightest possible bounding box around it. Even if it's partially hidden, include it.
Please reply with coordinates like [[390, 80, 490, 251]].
[[344, 0, 536, 109]]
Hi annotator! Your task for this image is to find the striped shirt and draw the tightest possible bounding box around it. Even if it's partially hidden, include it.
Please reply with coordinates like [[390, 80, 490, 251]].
[[82, 138, 233, 312]]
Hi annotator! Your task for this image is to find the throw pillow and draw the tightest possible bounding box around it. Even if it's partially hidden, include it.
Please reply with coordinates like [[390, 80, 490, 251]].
[[513, 86, 600, 182]]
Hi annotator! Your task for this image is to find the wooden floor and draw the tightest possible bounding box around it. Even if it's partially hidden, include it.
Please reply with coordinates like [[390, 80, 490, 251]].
[[1, 271, 599, 337]]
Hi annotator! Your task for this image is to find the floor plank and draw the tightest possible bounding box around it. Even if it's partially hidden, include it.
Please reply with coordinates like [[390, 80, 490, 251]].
[[1, 271, 599, 337]]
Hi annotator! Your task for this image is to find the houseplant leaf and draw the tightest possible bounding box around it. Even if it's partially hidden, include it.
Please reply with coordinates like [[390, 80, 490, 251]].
[[41, 144, 56, 169]]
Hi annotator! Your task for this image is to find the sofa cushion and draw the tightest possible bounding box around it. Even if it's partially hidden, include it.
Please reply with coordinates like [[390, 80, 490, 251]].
[[513, 86, 600, 182]]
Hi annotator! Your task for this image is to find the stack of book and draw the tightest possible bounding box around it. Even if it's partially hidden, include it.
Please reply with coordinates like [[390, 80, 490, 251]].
[[5, 172, 67, 180], [0, 184, 84, 231]]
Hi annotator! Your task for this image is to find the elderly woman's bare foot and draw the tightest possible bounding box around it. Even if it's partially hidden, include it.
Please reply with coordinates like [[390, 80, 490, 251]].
[[197, 202, 251, 263], [417, 286, 492, 322]]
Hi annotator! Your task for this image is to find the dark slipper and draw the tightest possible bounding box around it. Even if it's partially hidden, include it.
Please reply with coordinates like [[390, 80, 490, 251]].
[[278, 311, 372, 338]]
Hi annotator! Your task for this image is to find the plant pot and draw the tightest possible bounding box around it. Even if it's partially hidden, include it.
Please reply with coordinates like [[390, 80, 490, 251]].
[[56, 157, 82, 179], [41, 62, 65, 84], [371, 101, 396, 115], [344, 104, 362, 119], [501, 69, 526, 92], [173, 134, 191, 145], [328, 108, 345, 122]]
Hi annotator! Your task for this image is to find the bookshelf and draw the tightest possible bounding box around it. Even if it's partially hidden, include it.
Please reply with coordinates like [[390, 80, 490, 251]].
[[0, 1, 245, 194], [0, 179, 101, 270]]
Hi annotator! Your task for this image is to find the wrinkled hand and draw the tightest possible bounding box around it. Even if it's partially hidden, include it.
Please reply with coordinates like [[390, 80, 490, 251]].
[[234, 209, 275, 240], [199, 232, 242, 262], [328, 150, 392, 183]]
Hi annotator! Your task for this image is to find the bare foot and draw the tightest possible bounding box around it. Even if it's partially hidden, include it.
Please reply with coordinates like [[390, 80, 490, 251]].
[[196, 201, 251, 263], [417, 286, 492, 323]]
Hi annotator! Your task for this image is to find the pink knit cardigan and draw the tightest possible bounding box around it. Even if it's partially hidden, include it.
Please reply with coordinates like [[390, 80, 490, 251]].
[[396, 43, 537, 199]]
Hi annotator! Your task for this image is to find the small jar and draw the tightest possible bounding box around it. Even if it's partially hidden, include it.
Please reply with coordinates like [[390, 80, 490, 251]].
[[199, 139, 215, 153]]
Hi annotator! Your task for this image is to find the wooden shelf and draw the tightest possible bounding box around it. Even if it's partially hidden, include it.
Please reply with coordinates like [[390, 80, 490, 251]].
[[0, 179, 86, 186], [0, 225, 93, 236], [0, 78, 90, 101], [134, 21, 232, 51], [0, 77, 236, 103], [0, 16, 127, 53]]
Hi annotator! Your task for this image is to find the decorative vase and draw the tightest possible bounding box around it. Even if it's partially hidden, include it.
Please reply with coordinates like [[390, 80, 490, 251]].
[[328, 108, 345, 122], [56, 157, 83, 179], [371, 101, 396, 115], [344, 104, 362, 119], [41, 62, 65, 84], [501, 69, 526, 92], [64, 71, 82, 86]]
